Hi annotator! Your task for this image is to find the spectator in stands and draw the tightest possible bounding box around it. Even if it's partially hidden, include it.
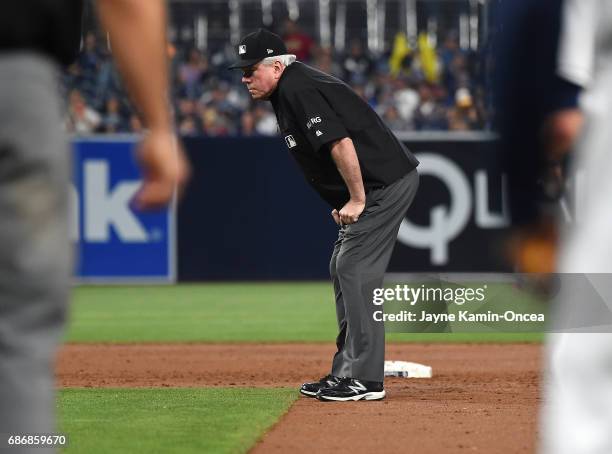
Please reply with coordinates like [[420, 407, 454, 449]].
[[220, 110, 238, 135], [101, 95, 125, 133], [351, 83, 375, 106], [283, 19, 315, 62], [201, 106, 233, 137], [392, 77, 420, 125], [63, 63, 85, 97], [178, 115, 200, 137], [313, 46, 343, 78], [174, 98, 201, 136], [177, 48, 209, 99], [95, 58, 123, 108], [220, 79, 251, 113], [398, 50, 426, 84], [414, 83, 448, 130], [447, 87, 480, 130], [176, 98, 199, 123], [439, 31, 463, 73], [369, 72, 391, 108], [79, 32, 102, 73], [472, 86, 490, 129], [202, 81, 239, 122], [374, 82, 393, 115], [78, 31, 104, 101], [252, 104, 278, 136], [240, 110, 257, 136], [444, 52, 471, 105], [65, 19, 491, 135], [76, 31, 122, 108], [342, 39, 374, 85], [382, 104, 413, 132], [66, 88, 101, 133]]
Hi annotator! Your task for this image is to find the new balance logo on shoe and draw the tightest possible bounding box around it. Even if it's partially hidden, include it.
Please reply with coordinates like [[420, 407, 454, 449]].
[[316, 377, 386, 402], [347, 380, 368, 394]]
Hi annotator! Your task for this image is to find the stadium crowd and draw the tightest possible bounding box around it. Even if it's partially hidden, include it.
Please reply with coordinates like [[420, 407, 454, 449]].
[[63, 21, 489, 136]]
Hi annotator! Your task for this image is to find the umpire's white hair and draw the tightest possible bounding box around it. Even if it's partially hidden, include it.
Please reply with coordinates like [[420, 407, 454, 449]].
[[261, 54, 297, 67]]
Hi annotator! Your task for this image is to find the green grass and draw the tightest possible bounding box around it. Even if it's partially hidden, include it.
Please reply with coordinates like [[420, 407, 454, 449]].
[[67, 283, 337, 342], [58, 388, 297, 454], [66, 283, 544, 343], [58, 284, 542, 453]]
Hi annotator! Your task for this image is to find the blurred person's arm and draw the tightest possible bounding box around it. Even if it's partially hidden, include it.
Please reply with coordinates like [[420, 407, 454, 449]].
[[557, 0, 598, 89], [542, 0, 599, 161], [96, 0, 189, 209], [542, 106, 584, 163], [513, 0, 598, 274]]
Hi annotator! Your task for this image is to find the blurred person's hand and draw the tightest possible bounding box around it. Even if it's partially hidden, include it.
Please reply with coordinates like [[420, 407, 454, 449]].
[[97, 0, 191, 210], [542, 108, 584, 162], [540, 108, 584, 200], [507, 218, 558, 275], [134, 130, 190, 210]]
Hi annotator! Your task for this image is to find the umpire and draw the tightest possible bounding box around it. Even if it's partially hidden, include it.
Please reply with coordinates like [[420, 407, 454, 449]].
[[230, 29, 419, 402]]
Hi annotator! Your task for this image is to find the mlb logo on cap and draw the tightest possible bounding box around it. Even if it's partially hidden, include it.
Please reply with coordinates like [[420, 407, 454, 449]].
[[228, 28, 289, 69]]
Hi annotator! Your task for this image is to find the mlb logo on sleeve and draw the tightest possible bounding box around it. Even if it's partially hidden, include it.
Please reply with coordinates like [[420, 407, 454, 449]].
[[239, 45, 246, 55], [285, 135, 297, 148]]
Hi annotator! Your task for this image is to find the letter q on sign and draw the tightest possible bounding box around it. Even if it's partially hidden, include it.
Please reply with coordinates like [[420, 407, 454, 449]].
[[397, 153, 472, 265]]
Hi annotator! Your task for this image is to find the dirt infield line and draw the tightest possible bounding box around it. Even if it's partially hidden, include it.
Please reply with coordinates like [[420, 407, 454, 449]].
[[56, 343, 541, 453], [251, 344, 541, 454]]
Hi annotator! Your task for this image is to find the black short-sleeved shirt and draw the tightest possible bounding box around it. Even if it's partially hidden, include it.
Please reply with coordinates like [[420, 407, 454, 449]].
[[269, 62, 419, 209], [0, 1, 83, 66]]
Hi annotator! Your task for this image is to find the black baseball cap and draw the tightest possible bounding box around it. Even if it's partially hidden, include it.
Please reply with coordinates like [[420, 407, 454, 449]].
[[228, 28, 288, 69]]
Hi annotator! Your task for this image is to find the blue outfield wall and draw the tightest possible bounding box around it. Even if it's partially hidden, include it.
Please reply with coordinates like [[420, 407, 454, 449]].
[[177, 137, 338, 280], [72, 133, 510, 282], [177, 133, 510, 281]]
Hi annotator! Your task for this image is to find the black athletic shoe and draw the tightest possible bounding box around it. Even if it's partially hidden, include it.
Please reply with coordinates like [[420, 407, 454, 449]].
[[299, 375, 340, 397], [316, 377, 386, 401]]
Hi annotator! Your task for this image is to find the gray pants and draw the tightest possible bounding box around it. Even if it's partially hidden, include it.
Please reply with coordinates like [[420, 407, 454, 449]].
[[0, 54, 70, 450], [330, 169, 419, 382]]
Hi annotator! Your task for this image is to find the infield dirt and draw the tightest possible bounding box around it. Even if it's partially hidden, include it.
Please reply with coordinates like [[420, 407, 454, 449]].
[[57, 343, 541, 453]]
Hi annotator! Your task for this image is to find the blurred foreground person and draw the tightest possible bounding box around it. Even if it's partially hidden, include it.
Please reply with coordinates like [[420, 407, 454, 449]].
[[493, 0, 578, 274], [541, 1, 612, 453], [0, 0, 188, 449]]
